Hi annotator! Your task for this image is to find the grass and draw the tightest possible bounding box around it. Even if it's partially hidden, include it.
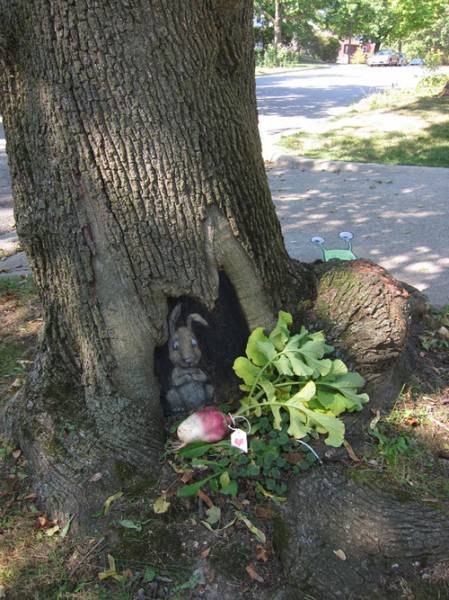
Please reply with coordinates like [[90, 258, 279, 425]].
[[366, 385, 449, 501], [255, 62, 326, 76], [280, 75, 449, 167], [0, 277, 40, 397]]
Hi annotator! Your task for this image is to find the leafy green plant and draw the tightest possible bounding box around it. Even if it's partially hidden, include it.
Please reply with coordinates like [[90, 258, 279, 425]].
[[233, 311, 368, 447], [175, 418, 317, 499], [420, 304, 449, 350], [415, 73, 449, 95], [370, 427, 414, 468]]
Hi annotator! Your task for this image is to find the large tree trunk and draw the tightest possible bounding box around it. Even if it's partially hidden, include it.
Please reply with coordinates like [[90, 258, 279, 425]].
[[0, 0, 421, 550], [0, 0, 309, 524]]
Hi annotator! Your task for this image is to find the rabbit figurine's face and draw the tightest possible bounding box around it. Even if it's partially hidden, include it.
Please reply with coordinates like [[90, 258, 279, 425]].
[[169, 326, 202, 368]]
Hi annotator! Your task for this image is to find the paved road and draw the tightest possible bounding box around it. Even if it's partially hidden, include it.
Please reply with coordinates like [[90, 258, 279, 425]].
[[256, 63, 440, 158], [0, 121, 15, 250]]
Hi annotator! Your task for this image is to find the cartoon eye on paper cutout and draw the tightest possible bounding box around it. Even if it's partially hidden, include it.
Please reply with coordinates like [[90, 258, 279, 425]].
[[311, 236, 325, 246], [339, 231, 353, 241]]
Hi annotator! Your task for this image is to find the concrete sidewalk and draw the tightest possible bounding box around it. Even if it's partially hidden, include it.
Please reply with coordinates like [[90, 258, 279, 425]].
[[1, 153, 449, 306], [269, 155, 449, 306]]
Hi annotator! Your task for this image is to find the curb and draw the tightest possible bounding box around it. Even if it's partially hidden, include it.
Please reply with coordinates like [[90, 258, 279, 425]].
[[265, 151, 449, 173]]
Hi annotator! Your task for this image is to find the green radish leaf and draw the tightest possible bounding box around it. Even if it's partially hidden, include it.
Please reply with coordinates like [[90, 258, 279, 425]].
[[328, 359, 348, 376], [274, 354, 294, 376], [314, 390, 348, 415], [288, 354, 314, 377], [300, 407, 345, 447], [287, 407, 309, 438], [269, 311, 293, 350], [233, 357, 261, 385], [261, 380, 276, 403], [246, 328, 271, 366], [287, 381, 316, 406], [271, 404, 282, 430], [257, 340, 277, 362]]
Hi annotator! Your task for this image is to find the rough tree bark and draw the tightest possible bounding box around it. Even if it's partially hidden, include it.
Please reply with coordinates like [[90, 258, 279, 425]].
[[0, 2, 440, 594]]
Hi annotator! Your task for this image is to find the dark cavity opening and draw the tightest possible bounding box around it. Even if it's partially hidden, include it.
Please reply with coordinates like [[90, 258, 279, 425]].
[[155, 271, 249, 416]]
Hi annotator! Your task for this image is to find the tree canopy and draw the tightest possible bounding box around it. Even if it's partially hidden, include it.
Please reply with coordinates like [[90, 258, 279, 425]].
[[255, 0, 448, 53]]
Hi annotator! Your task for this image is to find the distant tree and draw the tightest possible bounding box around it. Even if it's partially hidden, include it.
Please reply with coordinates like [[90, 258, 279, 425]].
[[254, 0, 331, 49], [325, 0, 447, 52], [325, 0, 375, 60], [402, 4, 449, 61]]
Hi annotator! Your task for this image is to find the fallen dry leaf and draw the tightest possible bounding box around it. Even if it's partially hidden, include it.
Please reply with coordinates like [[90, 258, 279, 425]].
[[181, 470, 193, 484], [37, 515, 58, 530], [206, 566, 216, 584], [12, 449, 21, 460], [201, 547, 211, 559], [246, 563, 264, 583], [153, 496, 171, 514], [343, 440, 361, 463], [89, 472, 103, 483], [45, 524, 60, 537], [24, 492, 38, 501], [256, 545, 269, 563], [197, 489, 214, 508], [333, 549, 347, 561], [37, 515, 49, 528], [254, 506, 275, 520], [369, 410, 381, 430]]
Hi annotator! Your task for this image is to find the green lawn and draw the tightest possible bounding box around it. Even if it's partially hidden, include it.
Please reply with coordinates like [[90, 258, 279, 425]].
[[280, 78, 449, 168], [255, 63, 326, 76]]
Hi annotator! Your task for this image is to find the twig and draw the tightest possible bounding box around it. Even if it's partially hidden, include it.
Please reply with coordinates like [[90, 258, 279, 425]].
[[69, 536, 105, 578]]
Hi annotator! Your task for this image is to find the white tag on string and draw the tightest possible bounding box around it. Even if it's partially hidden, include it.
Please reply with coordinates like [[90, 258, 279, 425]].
[[230, 428, 248, 453]]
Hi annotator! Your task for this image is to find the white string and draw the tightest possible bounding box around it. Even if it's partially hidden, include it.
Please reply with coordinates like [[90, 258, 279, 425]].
[[227, 414, 251, 433], [296, 439, 323, 465]]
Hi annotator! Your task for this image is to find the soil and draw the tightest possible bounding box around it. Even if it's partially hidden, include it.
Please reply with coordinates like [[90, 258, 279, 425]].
[[2, 277, 449, 600]]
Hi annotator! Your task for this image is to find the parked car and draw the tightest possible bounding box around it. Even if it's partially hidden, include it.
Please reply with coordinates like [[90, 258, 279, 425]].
[[409, 57, 424, 66], [398, 53, 408, 66], [367, 49, 400, 66]]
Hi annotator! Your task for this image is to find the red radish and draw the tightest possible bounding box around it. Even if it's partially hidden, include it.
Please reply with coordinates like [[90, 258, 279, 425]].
[[177, 406, 231, 447]]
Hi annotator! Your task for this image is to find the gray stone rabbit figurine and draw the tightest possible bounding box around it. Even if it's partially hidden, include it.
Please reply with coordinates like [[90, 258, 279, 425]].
[[166, 304, 214, 415]]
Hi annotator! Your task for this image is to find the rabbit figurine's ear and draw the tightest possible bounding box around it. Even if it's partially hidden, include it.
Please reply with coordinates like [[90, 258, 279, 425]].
[[169, 304, 182, 337], [186, 313, 208, 330]]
